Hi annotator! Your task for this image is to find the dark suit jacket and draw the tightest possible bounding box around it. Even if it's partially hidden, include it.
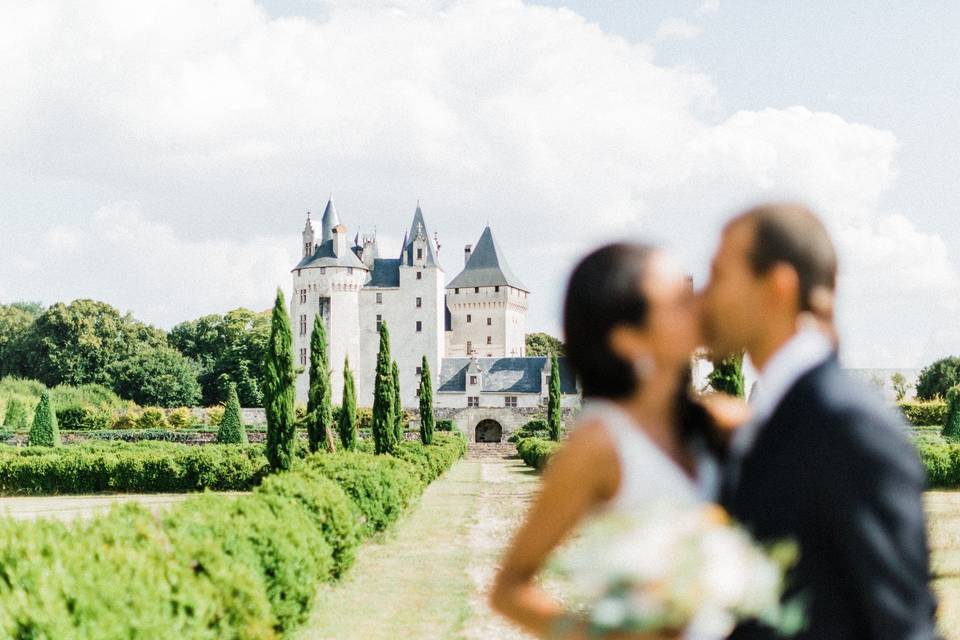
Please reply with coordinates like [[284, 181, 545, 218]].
[[722, 355, 938, 640]]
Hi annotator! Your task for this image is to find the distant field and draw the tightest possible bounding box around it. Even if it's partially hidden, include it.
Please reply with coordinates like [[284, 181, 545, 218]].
[[927, 491, 960, 639]]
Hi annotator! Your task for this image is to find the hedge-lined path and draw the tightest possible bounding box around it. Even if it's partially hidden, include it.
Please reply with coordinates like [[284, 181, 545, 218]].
[[298, 457, 565, 639], [0, 492, 246, 522]]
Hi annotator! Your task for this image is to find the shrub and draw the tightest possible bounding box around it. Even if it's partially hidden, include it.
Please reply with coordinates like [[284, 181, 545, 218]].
[[206, 405, 225, 426], [112, 410, 141, 430], [167, 407, 194, 429], [217, 383, 247, 444], [517, 437, 561, 471], [136, 407, 169, 430], [256, 471, 361, 578], [57, 404, 113, 430], [945, 387, 960, 442], [2, 396, 31, 429], [28, 390, 59, 447], [918, 441, 960, 487], [304, 451, 421, 534], [0, 442, 269, 495], [898, 401, 949, 428], [436, 418, 455, 432]]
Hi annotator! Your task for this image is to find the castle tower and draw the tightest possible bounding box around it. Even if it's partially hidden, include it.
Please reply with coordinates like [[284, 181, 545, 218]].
[[291, 198, 368, 404], [445, 226, 529, 358], [357, 204, 445, 408]]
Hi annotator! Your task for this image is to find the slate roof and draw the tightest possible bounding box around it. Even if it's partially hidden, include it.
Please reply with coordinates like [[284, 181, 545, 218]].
[[319, 199, 340, 243], [367, 258, 401, 287], [293, 238, 366, 271], [400, 205, 440, 268], [446, 226, 527, 291], [437, 357, 577, 394]]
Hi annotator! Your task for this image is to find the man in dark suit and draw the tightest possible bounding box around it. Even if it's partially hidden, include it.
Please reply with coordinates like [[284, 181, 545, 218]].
[[701, 203, 939, 639]]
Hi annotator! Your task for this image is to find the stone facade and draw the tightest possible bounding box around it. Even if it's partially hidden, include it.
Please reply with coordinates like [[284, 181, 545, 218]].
[[289, 198, 580, 427]]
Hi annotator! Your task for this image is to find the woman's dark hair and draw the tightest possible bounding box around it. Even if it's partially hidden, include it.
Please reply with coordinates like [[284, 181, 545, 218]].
[[563, 243, 723, 455]]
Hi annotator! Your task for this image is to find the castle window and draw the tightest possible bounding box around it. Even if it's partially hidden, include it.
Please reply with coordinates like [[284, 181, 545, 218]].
[[495, 286, 500, 292], [300, 315, 307, 336], [466, 314, 472, 323], [468, 396, 479, 408], [300, 348, 307, 366], [300, 289, 307, 304], [376, 314, 382, 329], [347, 267, 353, 275], [376, 292, 382, 304], [416, 297, 422, 308], [504, 396, 517, 408], [486, 317, 491, 326], [486, 336, 492, 345], [455, 288, 459, 294], [416, 271, 422, 280], [474, 287, 480, 293], [470, 375, 478, 385], [466, 341, 472, 354], [416, 320, 422, 333], [416, 366, 422, 376], [417, 248, 423, 260]]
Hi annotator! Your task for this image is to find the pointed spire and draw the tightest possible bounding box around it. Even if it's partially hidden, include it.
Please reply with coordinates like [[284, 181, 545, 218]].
[[320, 198, 340, 243], [446, 225, 528, 292], [399, 229, 409, 260], [303, 211, 314, 232]]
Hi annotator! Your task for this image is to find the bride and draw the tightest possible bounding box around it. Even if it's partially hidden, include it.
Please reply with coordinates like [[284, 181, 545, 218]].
[[490, 242, 740, 639]]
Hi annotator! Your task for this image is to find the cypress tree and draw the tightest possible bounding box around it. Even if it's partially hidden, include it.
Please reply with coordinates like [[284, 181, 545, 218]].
[[28, 391, 59, 447], [217, 382, 247, 444], [548, 353, 562, 442], [371, 320, 396, 454], [944, 386, 960, 442], [339, 356, 358, 451], [307, 313, 333, 453], [419, 355, 434, 445], [264, 289, 297, 471], [392, 360, 404, 444]]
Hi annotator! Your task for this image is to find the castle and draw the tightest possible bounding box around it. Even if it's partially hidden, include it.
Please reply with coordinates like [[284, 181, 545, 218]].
[[290, 199, 579, 442]]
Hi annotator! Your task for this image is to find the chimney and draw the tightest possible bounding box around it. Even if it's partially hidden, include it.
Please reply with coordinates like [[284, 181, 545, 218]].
[[332, 224, 347, 258], [464, 244, 472, 266]]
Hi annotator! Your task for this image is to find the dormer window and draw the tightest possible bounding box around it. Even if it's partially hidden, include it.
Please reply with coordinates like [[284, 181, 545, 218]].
[[417, 248, 423, 260], [469, 375, 478, 385]]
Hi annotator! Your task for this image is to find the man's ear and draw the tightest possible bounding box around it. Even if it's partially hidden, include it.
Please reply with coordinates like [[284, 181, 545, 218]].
[[767, 263, 801, 313]]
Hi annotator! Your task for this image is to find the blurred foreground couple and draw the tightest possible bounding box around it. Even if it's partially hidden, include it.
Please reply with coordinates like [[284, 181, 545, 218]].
[[491, 203, 939, 640]]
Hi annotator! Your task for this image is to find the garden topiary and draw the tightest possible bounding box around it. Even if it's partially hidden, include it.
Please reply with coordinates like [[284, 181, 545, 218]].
[[944, 386, 960, 442], [217, 383, 248, 444], [27, 391, 59, 447]]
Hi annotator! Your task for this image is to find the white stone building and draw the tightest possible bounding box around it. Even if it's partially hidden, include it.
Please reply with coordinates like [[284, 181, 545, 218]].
[[290, 199, 579, 441]]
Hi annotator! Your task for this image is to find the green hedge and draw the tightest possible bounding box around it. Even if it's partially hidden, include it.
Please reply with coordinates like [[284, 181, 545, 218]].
[[0, 430, 467, 637], [899, 401, 948, 428], [517, 437, 561, 471], [918, 441, 960, 488], [0, 442, 269, 495]]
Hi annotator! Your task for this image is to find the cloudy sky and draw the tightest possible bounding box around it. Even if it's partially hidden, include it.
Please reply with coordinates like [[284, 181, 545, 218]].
[[1, 0, 958, 368]]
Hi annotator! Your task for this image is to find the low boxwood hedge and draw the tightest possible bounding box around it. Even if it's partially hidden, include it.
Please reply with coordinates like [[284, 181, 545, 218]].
[[516, 437, 561, 471], [899, 401, 948, 428], [0, 431, 467, 638]]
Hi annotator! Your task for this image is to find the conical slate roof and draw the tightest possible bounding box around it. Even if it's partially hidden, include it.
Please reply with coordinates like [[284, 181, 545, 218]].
[[446, 226, 527, 291], [400, 204, 439, 267], [320, 199, 340, 243]]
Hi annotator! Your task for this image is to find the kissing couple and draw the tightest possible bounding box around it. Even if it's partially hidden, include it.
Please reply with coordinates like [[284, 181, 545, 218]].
[[491, 203, 939, 639]]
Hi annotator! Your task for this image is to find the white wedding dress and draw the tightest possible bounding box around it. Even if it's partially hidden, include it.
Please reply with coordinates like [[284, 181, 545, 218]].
[[575, 399, 722, 640]]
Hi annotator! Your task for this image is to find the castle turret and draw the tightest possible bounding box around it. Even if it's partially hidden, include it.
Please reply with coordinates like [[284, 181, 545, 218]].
[[445, 226, 529, 358], [302, 212, 315, 258]]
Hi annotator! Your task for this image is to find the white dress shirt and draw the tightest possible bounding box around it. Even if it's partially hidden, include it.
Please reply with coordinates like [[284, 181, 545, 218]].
[[730, 327, 835, 458]]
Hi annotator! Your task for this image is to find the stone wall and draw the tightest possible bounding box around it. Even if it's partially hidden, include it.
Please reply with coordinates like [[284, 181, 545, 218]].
[[411, 406, 579, 443]]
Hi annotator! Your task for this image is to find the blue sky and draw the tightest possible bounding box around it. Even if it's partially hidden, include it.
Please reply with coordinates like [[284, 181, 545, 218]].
[[1, 0, 958, 368]]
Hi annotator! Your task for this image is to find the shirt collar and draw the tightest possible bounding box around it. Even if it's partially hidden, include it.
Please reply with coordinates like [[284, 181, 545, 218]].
[[731, 326, 834, 456]]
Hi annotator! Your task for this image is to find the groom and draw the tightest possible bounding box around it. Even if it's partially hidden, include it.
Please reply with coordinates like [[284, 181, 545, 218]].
[[701, 203, 938, 639]]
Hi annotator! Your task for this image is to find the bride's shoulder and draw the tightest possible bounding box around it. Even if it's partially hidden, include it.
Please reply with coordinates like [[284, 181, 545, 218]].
[[550, 416, 618, 468]]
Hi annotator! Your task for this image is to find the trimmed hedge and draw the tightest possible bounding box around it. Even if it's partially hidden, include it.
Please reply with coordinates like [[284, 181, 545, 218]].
[[917, 441, 960, 488], [899, 401, 948, 428], [0, 431, 467, 637], [517, 437, 561, 471], [0, 442, 269, 495]]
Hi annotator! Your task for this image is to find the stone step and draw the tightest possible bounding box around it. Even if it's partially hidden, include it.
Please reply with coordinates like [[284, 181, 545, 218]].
[[465, 442, 518, 460]]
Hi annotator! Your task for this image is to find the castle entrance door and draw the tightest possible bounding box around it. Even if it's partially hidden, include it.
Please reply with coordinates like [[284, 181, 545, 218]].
[[475, 419, 503, 443]]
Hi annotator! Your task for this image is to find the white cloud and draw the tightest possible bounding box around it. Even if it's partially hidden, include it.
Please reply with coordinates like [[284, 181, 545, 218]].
[[654, 17, 703, 41], [0, 0, 955, 366], [695, 0, 720, 17]]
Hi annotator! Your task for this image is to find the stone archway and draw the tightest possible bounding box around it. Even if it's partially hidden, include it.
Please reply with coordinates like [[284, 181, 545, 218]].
[[474, 419, 503, 443]]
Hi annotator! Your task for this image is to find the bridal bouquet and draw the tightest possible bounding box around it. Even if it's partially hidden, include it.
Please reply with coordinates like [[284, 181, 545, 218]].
[[555, 504, 805, 637]]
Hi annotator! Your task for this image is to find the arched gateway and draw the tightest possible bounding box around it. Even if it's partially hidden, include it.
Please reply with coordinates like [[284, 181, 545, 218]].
[[474, 419, 503, 443]]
